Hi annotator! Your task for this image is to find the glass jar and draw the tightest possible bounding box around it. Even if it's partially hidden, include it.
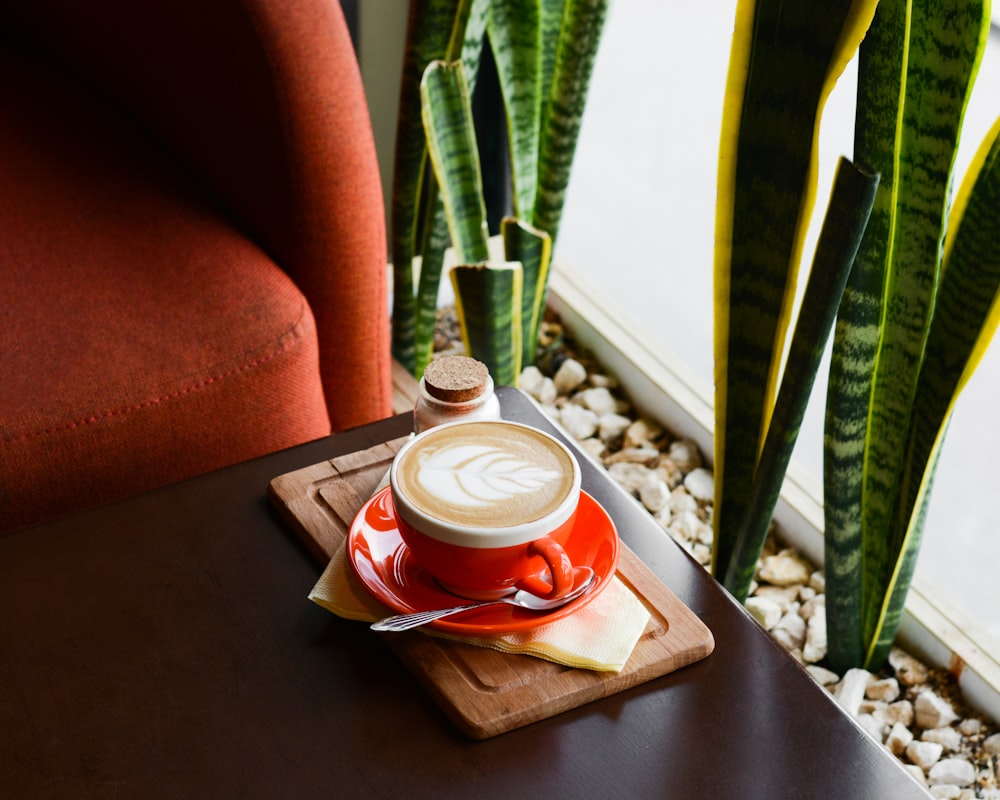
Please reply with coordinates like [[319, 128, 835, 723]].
[[413, 355, 501, 433]]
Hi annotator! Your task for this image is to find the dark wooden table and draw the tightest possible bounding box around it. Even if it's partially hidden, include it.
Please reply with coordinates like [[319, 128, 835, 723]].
[[0, 388, 929, 798]]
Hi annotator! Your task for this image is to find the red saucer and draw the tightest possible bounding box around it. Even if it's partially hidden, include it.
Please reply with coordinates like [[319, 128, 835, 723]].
[[347, 487, 619, 635]]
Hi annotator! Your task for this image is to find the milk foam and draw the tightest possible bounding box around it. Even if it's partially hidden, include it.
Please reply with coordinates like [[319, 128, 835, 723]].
[[396, 422, 575, 528], [416, 443, 561, 507]]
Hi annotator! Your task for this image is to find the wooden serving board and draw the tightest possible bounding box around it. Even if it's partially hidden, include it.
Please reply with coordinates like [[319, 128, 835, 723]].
[[268, 438, 714, 739]]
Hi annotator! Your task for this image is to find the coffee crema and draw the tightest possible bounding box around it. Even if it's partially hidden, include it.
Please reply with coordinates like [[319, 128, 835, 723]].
[[393, 421, 576, 528]]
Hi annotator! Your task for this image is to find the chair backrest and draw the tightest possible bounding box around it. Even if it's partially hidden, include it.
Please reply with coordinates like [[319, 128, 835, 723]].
[[1, 0, 392, 429]]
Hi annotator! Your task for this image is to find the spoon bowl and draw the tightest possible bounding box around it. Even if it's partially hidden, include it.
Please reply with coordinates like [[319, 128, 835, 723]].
[[370, 566, 597, 632]]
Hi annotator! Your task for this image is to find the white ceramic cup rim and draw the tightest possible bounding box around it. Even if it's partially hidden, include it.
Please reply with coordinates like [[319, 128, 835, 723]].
[[389, 419, 582, 549]]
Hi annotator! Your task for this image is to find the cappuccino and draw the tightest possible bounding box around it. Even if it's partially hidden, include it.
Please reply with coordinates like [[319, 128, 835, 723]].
[[393, 420, 576, 530]]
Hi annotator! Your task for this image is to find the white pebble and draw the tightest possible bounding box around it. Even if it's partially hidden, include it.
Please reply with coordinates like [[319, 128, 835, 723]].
[[906, 739, 944, 771], [576, 437, 606, 461], [881, 700, 914, 728], [983, 732, 1000, 755], [799, 595, 824, 621], [805, 665, 840, 686], [758, 549, 812, 586], [668, 510, 712, 546], [667, 439, 702, 471], [752, 585, 800, 612], [915, 691, 959, 730], [929, 787, 961, 800], [866, 677, 901, 703], [606, 447, 659, 465], [669, 486, 698, 514], [606, 462, 652, 494], [803, 611, 827, 663], [639, 477, 671, 513], [886, 722, 914, 756], [922, 727, 962, 752], [857, 713, 887, 742], [519, 365, 545, 394], [654, 506, 672, 529], [588, 373, 618, 389], [745, 596, 783, 630], [553, 358, 587, 395], [692, 543, 712, 565], [835, 668, 873, 716], [655, 457, 684, 489], [598, 413, 632, 443], [682, 467, 714, 503], [928, 758, 975, 787], [890, 647, 930, 686], [574, 386, 618, 416], [771, 618, 804, 652], [902, 765, 928, 786], [560, 403, 598, 440], [625, 418, 663, 449]]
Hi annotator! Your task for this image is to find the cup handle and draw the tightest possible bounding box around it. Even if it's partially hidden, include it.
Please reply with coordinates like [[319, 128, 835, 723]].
[[519, 537, 575, 599]]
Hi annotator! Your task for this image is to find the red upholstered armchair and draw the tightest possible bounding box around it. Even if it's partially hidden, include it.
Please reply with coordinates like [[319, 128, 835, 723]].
[[0, 0, 392, 532]]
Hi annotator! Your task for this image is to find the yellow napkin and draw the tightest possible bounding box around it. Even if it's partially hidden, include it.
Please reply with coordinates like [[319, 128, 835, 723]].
[[309, 540, 651, 673]]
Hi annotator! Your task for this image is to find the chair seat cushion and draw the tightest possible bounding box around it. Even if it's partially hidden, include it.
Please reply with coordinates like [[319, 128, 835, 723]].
[[0, 52, 331, 532]]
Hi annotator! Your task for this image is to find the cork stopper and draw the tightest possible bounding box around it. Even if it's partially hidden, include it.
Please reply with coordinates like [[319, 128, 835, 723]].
[[422, 356, 490, 403]]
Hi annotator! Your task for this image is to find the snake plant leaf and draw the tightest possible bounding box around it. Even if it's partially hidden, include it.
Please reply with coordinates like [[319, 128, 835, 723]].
[[413, 2, 490, 379], [412, 211, 454, 379], [864, 453, 939, 666], [538, 0, 565, 135], [501, 216, 553, 367], [712, 0, 879, 582], [722, 159, 879, 601], [487, 0, 542, 218], [864, 115, 1000, 667], [533, 0, 608, 247], [421, 59, 491, 265], [858, 0, 989, 667], [391, 0, 489, 374], [391, 0, 468, 371], [451, 262, 524, 385], [898, 115, 1000, 546], [824, 0, 911, 674]]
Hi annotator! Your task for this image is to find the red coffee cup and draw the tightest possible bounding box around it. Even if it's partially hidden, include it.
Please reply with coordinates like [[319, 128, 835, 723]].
[[389, 420, 582, 600]]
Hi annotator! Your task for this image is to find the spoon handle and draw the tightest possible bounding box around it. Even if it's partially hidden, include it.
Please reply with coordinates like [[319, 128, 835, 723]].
[[370, 600, 502, 632]]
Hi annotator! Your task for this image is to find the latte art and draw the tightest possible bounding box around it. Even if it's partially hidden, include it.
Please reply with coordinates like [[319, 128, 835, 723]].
[[416, 443, 563, 508], [394, 421, 576, 528]]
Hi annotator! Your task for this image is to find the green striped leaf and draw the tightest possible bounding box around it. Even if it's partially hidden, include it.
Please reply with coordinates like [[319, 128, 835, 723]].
[[824, 0, 910, 674], [391, 0, 489, 375], [414, 2, 489, 379], [866, 115, 1000, 666], [859, 0, 989, 665], [412, 211, 453, 378], [487, 0, 542, 218], [421, 60, 491, 264], [722, 159, 879, 601], [390, 0, 470, 371], [461, 0, 490, 94], [865, 453, 937, 665], [712, 0, 878, 582], [900, 117, 1000, 545], [538, 0, 566, 136], [451, 262, 524, 385], [501, 216, 553, 367], [533, 0, 608, 246]]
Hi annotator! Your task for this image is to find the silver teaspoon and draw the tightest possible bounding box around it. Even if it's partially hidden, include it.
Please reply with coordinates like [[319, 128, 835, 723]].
[[370, 566, 597, 632]]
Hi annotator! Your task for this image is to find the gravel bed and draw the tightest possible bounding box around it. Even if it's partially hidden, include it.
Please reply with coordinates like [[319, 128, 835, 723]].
[[433, 307, 1000, 798]]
